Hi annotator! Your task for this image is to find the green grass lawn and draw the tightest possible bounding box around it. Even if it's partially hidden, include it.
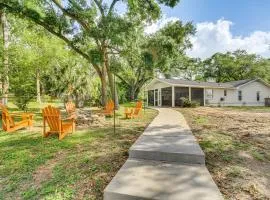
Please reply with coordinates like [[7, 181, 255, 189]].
[[0, 103, 157, 200]]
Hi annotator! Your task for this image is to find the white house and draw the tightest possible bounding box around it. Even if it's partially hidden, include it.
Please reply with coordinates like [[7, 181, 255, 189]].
[[145, 78, 270, 107]]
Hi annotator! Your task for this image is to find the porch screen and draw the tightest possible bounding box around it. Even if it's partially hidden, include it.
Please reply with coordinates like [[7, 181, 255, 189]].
[[161, 87, 172, 106], [191, 88, 204, 106], [148, 90, 154, 106], [175, 87, 189, 107]]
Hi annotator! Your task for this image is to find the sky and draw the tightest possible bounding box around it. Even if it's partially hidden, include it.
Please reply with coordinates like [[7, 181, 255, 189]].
[[145, 0, 270, 59]]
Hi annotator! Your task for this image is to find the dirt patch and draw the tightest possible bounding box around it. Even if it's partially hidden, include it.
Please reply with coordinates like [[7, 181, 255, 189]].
[[32, 152, 66, 188], [178, 107, 270, 200]]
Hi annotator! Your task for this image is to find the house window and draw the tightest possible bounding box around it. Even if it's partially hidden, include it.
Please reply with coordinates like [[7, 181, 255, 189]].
[[257, 91, 260, 101], [206, 89, 213, 99], [224, 90, 227, 97], [238, 90, 242, 101]]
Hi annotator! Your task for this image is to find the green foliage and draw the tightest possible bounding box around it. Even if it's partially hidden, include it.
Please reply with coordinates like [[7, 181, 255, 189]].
[[202, 50, 270, 82], [251, 150, 265, 161], [179, 97, 199, 108], [13, 81, 36, 111]]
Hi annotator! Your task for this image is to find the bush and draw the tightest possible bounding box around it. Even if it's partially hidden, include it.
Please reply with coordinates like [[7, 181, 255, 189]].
[[180, 97, 199, 108], [14, 83, 36, 111]]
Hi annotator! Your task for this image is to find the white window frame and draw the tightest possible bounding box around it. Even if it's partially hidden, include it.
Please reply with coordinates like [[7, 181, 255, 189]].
[[256, 91, 260, 102], [205, 89, 213, 99]]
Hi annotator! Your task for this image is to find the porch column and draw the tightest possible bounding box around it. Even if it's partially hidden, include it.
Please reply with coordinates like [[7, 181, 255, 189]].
[[146, 90, 149, 107], [158, 88, 161, 106], [189, 87, 191, 101], [172, 86, 175, 107], [203, 88, 206, 106], [154, 89, 156, 106]]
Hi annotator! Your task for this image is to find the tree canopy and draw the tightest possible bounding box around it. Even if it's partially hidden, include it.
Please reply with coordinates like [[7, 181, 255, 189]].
[[0, 0, 182, 106]]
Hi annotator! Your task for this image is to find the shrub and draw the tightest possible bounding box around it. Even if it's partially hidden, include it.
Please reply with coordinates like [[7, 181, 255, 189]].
[[14, 82, 36, 111], [179, 97, 199, 108]]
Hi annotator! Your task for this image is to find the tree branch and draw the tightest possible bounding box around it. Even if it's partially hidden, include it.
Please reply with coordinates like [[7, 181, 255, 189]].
[[51, 0, 90, 31], [0, 2, 102, 76], [93, 0, 104, 17], [108, 0, 119, 15]]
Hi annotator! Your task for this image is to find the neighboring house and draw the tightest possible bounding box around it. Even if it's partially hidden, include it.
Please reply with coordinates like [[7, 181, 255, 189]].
[[145, 78, 270, 107]]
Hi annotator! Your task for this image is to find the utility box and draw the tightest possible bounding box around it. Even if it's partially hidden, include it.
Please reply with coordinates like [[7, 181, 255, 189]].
[[265, 98, 270, 106]]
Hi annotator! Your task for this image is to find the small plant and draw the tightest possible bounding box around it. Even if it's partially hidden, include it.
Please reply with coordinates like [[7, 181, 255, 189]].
[[180, 97, 199, 108], [195, 116, 209, 125], [251, 150, 265, 161]]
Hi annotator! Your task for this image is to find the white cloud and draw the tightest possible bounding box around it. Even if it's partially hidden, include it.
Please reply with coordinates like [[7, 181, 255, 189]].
[[187, 19, 270, 59], [144, 16, 178, 34], [144, 17, 270, 59]]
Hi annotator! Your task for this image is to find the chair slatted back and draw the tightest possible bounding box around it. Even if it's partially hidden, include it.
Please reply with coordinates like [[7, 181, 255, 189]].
[[0, 104, 15, 130], [105, 99, 114, 111], [133, 101, 143, 115], [42, 105, 61, 132], [65, 101, 76, 114]]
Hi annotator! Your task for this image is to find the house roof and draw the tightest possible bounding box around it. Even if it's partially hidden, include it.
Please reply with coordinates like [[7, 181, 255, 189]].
[[224, 79, 253, 87], [157, 78, 234, 89], [147, 78, 269, 89]]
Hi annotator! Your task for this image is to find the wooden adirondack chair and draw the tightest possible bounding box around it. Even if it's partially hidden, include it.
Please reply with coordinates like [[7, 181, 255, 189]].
[[65, 101, 76, 119], [0, 104, 34, 132], [125, 101, 143, 119], [103, 99, 114, 116], [42, 105, 75, 140]]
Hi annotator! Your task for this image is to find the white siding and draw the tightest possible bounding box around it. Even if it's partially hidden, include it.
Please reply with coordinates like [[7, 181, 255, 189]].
[[146, 81, 171, 90], [238, 81, 270, 106], [206, 88, 236, 106], [206, 81, 270, 106]]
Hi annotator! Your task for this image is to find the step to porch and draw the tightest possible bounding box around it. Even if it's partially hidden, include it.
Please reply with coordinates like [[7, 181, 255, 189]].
[[129, 134, 205, 164], [104, 159, 223, 200]]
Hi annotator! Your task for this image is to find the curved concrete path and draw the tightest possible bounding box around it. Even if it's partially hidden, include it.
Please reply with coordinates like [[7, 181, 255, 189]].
[[104, 108, 223, 200]]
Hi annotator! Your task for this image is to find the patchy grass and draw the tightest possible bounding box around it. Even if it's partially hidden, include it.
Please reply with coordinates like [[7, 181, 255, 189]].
[[0, 103, 157, 200], [176, 107, 270, 200], [194, 116, 209, 125], [223, 106, 270, 113]]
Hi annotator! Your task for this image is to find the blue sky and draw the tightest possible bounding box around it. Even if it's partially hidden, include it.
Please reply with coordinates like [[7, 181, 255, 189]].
[[115, 0, 270, 58], [161, 0, 270, 36]]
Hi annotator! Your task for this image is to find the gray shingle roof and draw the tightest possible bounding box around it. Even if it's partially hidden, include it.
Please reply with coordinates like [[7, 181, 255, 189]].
[[158, 78, 255, 88], [224, 79, 253, 87]]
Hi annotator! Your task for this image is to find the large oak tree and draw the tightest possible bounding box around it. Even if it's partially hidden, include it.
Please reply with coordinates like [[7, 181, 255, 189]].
[[0, 0, 180, 106]]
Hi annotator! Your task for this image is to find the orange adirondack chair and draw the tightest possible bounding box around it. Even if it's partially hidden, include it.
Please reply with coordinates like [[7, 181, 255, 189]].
[[103, 99, 114, 116], [42, 105, 75, 140], [65, 101, 76, 119], [0, 104, 34, 132], [125, 101, 143, 119]]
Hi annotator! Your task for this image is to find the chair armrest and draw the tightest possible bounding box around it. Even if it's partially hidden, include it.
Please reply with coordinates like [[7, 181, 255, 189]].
[[62, 117, 75, 122], [10, 113, 34, 117]]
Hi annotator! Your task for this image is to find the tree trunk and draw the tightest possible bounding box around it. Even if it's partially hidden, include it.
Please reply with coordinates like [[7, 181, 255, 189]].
[[36, 69, 41, 103], [107, 70, 119, 109], [104, 48, 119, 109], [130, 86, 136, 101], [1, 11, 9, 105], [100, 65, 107, 107]]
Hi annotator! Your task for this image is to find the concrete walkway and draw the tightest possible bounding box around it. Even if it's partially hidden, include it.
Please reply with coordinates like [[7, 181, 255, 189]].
[[104, 108, 223, 200]]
